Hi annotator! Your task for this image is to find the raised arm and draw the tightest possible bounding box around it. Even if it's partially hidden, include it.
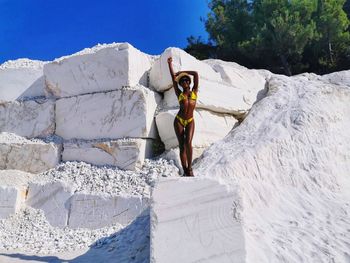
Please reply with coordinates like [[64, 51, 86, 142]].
[[167, 57, 181, 97], [177, 70, 199, 92]]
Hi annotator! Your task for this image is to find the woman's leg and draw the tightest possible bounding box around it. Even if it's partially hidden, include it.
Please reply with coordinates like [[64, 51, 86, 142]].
[[185, 120, 195, 176], [174, 118, 187, 174]]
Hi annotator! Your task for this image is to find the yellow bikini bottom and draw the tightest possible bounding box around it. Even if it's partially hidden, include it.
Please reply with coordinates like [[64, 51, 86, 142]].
[[176, 115, 193, 127]]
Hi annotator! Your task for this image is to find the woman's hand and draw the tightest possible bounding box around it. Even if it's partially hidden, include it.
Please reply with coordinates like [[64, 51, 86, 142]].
[[167, 57, 172, 64]]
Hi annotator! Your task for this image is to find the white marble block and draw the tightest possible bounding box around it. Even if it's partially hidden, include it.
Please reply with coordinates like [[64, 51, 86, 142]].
[[26, 181, 73, 227], [68, 194, 150, 229], [155, 109, 238, 150], [62, 138, 153, 170], [0, 59, 45, 101], [149, 47, 222, 92], [204, 59, 268, 105], [163, 78, 256, 115], [0, 186, 22, 219], [44, 43, 152, 97], [0, 133, 61, 173], [151, 177, 245, 263], [55, 86, 160, 140], [0, 170, 33, 219], [0, 100, 55, 138]]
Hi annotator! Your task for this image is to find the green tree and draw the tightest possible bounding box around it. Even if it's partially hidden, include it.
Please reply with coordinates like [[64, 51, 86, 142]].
[[309, 0, 350, 72], [242, 0, 317, 75]]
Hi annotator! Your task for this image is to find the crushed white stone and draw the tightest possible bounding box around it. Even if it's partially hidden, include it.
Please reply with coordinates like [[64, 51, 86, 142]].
[[0, 207, 122, 254], [35, 159, 179, 197]]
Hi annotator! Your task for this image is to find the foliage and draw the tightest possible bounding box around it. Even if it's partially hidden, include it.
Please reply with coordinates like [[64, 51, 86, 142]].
[[186, 0, 350, 75]]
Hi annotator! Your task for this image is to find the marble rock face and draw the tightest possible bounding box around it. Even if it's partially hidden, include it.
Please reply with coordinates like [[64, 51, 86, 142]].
[[155, 109, 237, 150], [0, 59, 45, 101], [0, 100, 55, 138], [55, 86, 161, 140], [26, 181, 73, 227], [62, 138, 153, 170], [0, 134, 61, 173], [321, 70, 350, 87], [163, 78, 258, 115], [151, 177, 245, 263], [68, 194, 149, 229], [149, 47, 222, 92], [44, 43, 152, 98]]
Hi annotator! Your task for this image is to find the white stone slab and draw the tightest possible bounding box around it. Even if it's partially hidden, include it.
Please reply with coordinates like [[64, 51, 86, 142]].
[[149, 47, 222, 92], [68, 194, 149, 229], [0, 99, 55, 138], [204, 59, 268, 105], [155, 109, 238, 150], [0, 170, 33, 219], [56, 86, 160, 140], [26, 181, 73, 227], [151, 177, 245, 263], [163, 78, 258, 115], [0, 186, 22, 219], [44, 43, 152, 97], [0, 59, 45, 101], [0, 133, 61, 173], [62, 138, 153, 170]]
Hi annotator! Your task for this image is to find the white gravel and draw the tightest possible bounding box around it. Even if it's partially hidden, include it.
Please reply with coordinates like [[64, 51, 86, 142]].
[[0, 207, 122, 254], [35, 159, 179, 197]]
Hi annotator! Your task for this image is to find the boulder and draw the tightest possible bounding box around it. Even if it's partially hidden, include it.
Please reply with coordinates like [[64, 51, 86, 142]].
[[62, 138, 154, 170], [155, 109, 238, 150], [55, 86, 161, 140], [149, 47, 222, 92], [163, 78, 258, 115], [0, 99, 55, 138], [0, 59, 45, 101], [68, 194, 150, 229], [0, 133, 61, 173], [44, 43, 152, 98], [26, 181, 73, 227], [151, 177, 245, 263]]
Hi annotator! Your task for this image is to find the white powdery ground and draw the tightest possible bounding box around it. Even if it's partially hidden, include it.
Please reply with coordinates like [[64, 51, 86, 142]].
[[0, 158, 178, 256], [195, 75, 350, 262]]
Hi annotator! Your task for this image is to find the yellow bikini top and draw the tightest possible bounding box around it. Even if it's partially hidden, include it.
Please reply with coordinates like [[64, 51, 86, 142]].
[[178, 91, 197, 103]]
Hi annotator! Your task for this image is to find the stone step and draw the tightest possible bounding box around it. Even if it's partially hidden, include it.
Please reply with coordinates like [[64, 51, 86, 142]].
[[150, 177, 245, 263]]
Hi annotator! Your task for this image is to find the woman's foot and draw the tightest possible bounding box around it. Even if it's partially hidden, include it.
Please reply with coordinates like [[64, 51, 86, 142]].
[[187, 168, 194, 177]]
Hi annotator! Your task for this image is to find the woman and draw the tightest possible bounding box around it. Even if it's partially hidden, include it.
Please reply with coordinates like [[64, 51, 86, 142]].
[[167, 57, 199, 177]]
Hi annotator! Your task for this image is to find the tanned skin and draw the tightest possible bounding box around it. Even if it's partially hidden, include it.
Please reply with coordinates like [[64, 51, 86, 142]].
[[167, 57, 199, 176]]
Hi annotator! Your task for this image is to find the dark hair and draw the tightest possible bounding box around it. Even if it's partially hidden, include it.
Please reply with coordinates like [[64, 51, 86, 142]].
[[180, 76, 191, 83]]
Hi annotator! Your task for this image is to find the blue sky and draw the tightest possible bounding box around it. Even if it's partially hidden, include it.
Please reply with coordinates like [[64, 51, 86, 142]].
[[0, 0, 210, 63]]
